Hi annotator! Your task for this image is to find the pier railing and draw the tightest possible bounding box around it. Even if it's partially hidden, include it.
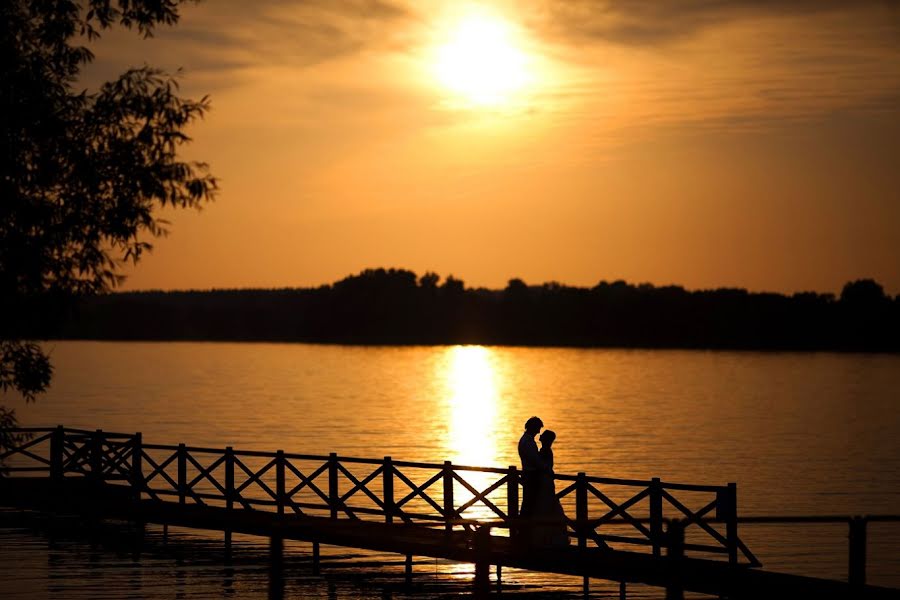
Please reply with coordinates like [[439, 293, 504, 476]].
[[2, 426, 758, 565]]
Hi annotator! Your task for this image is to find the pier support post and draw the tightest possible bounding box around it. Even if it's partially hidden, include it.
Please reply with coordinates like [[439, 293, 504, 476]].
[[269, 535, 284, 600], [666, 519, 685, 600], [849, 517, 867, 587], [313, 541, 320, 575], [270, 535, 284, 564], [620, 580, 626, 599], [473, 526, 491, 595], [405, 553, 413, 585]]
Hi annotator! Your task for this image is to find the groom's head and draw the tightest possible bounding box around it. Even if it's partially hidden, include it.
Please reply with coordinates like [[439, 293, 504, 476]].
[[524, 416, 543, 435]]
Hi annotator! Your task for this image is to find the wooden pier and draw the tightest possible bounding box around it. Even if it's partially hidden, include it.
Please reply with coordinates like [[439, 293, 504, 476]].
[[2, 426, 899, 599]]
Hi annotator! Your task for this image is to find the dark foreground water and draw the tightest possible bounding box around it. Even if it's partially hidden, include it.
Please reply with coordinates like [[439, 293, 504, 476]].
[[2, 342, 899, 597]]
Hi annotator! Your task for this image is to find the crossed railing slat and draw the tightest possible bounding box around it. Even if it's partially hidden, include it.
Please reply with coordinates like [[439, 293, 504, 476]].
[[393, 469, 444, 517], [452, 471, 507, 520], [0, 431, 52, 465], [587, 486, 653, 539], [284, 460, 330, 514]]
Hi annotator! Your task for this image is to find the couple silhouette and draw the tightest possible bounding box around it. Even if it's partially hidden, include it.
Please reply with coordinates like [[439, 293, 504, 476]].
[[517, 416, 569, 548]]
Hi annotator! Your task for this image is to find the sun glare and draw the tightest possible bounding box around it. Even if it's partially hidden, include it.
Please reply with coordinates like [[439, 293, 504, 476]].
[[432, 11, 532, 108]]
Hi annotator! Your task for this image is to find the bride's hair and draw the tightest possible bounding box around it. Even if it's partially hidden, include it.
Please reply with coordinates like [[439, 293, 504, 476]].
[[540, 430, 556, 445]]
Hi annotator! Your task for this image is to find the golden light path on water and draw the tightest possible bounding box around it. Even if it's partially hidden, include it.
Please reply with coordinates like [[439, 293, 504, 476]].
[[441, 345, 499, 467], [438, 345, 510, 529]]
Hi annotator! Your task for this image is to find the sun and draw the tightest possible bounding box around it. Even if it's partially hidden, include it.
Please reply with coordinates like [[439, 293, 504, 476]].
[[432, 11, 532, 108]]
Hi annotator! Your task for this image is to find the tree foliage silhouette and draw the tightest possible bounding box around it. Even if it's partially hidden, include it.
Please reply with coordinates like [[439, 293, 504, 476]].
[[1, 0, 216, 457], [51, 269, 900, 352]]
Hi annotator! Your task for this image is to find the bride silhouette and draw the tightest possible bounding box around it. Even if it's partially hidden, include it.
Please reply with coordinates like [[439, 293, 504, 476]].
[[531, 430, 569, 547]]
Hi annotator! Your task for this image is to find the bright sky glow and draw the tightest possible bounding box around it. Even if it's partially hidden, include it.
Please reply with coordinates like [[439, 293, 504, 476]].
[[432, 11, 532, 107], [102, 1, 900, 295]]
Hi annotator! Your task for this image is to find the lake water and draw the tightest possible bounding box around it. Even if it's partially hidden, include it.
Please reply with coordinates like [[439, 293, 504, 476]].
[[2, 341, 899, 598]]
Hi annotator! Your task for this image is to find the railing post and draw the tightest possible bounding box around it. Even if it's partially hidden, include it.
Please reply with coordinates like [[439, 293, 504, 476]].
[[473, 525, 492, 594], [178, 443, 187, 505], [328, 452, 339, 519], [576, 472, 588, 552], [443, 460, 455, 533], [130, 432, 143, 502], [666, 519, 685, 600], [91, 429, 104, 482], [225, 447, 235, 512], [276, 450, 285, 517], [225, 446, 234, 551], [576, 471, 589, 596], [848, 517, 867, 587], [650, 477, 663, 558], [507, 466, 519, 539], [50, 425, 64, 481], [383, 456, 394, 524], [721, 482, 738, 565]]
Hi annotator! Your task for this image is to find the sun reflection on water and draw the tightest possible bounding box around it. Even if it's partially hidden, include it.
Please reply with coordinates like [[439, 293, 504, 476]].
[[440, 345, 501, 468], [438, 344, 509, 550]]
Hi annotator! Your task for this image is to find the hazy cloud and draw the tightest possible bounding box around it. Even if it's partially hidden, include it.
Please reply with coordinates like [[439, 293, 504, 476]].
[[535, 0, 899, 45], [161, 0, 412, 68], [83, 0, 413, 89]]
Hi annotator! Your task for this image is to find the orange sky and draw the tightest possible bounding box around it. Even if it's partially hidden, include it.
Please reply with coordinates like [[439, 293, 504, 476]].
[[84, 0, 900, 295]]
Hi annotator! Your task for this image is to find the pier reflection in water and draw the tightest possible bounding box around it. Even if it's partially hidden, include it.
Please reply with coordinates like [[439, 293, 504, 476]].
[[0, 511, 605, 599]]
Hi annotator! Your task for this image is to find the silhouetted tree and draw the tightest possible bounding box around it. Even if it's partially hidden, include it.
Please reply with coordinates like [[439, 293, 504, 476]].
[[419, 272, 440, 290], [838, 279, 892, 349], [43, 270, 900, 352], [1, 0, 216, 458], [441, 275, 465, 296], [840, 279, 888, 306]]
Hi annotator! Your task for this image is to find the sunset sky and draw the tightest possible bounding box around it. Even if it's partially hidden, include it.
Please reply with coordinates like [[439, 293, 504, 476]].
[[85, 0, 900, 295]]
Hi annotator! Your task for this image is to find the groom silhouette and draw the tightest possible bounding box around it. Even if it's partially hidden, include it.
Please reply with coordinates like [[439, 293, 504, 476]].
[[517, 416, 544, 523]]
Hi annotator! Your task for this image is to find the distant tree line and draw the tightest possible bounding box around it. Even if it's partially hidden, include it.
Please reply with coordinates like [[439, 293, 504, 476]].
[[43, 269, 900, 352]]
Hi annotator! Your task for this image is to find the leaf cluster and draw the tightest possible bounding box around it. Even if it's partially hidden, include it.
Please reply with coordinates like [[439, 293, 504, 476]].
[[2, 0, 215, 308]]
